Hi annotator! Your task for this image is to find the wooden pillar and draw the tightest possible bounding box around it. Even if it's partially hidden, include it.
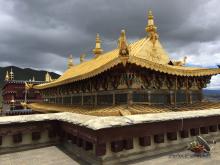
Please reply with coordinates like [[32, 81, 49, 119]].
[[139, 136, 151, 146], [209, 125, 217, 132], [167, 132, 177, 141], [127, 91, 133, 105], [95, 143, 106, 156], [81, 93, 84, 106], [113, 92, 115, 106], [200, 127, 209, 134], [190, 128, 199, 136], [189, 91, 193, 104], [71, 95, 73, 105], [180, 130, 189, 138], [61, 96, 64, 104], [170, 91, 174, 105], [0, 136, 2, 145], [148, 91, 151, 105], [94, 93, 97, 106], [154, 134, 164, 143]]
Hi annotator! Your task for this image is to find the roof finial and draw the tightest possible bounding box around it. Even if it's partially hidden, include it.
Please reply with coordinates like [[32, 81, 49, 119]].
[[68, 54, 74, 69], [9, 68, 14, 80], [118, 29, 130, 66], [118, 29, 129, 57], [80, 54, 85, 63], [145, 10, 159, 47], [5, 71, 9, 81], [93, 33, 103, 58], [45, 72, 52, 82]]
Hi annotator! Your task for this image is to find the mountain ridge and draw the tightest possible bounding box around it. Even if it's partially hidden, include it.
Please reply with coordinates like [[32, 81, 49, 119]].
[[0, 66, 60, 89]]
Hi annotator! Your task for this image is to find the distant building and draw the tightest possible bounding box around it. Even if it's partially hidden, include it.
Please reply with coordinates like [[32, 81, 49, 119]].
[[1, 68, 53, 113]]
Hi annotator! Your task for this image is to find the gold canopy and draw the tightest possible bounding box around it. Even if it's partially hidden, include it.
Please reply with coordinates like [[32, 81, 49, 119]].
[[34, 11, 220, 90]]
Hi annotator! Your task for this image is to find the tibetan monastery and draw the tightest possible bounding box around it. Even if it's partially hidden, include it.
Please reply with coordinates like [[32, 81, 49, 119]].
[[28, 10, 220, 115], [1, 11, 220, 165]]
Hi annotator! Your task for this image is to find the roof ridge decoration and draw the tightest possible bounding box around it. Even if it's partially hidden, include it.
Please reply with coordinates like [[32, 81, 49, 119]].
[[68, 54, 74, 69], [9, 68, 14, 80], [145, 10, 159, 48], [5, 71, 9, 81], [93, 33, 103, 58], [118, 29, 130, 66], [80, 54, 85, 63]]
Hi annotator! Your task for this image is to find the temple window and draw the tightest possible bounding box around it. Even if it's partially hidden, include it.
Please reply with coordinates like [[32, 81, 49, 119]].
[[151, 93, 169, 104], [13, 133, 22, 143], [63, 96, 71, 105], [72, 96, 81, 105], [115, 93, 127, 105], [97, 94, 113, 105], [176, 91, 187, 104], [32, 132, 41, 141], [132, 92, 148, 103], [83, 95, 95, 105]]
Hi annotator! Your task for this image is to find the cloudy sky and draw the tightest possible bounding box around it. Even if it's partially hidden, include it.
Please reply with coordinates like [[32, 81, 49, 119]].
[[0, 0, 220, 89]]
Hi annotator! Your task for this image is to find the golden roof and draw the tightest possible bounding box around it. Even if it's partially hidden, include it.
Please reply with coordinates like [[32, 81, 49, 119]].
[[28, 102, 220, 116], [34, 11, 220, 90]]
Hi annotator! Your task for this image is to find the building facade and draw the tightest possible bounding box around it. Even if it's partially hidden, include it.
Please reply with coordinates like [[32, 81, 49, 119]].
[[2, 69, 52, 112], [29, 10, 220, 113]]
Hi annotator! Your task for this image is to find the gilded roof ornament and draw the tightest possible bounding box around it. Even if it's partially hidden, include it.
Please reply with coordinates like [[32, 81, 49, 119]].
[[93, 33, 103, 58], [146, 10, 159, 47], [68, 54, 74, 69], [118, 29, 130, 66], [45, 72, 52, 82], [5, 71, 9, 81], [9, 68, 14, 80], [170, 56, 187, 66], [80, 54, 85, 63]]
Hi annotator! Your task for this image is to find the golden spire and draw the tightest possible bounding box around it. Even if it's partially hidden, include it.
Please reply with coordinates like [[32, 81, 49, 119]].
[[9, 68, 14, 80], [118, 29, 129, 57], [93, 33, 103, 58], [145, 10, 157, 34], [145, 10, 159, 47], [68, 54, 74, 69], [32, 76, 35, 81], [45, 72, 52, 82], [118, 29, 130, 66], [80, 54, 85, 63], [5, 71, 9, 81]]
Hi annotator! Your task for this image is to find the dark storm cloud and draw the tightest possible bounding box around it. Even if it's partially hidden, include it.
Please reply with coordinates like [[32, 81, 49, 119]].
[[0, 0, 220, 78]]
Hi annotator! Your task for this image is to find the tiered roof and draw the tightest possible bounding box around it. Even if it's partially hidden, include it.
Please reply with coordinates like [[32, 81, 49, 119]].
[[34, 10, 220, 90]]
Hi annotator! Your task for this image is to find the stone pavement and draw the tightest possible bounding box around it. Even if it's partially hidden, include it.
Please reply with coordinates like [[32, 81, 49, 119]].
[[0, 146, 84, 165], [0, 143, 220, 165]]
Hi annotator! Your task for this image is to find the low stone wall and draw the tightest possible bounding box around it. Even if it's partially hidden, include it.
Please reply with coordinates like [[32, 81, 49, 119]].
[[0, 111, 220, 164]]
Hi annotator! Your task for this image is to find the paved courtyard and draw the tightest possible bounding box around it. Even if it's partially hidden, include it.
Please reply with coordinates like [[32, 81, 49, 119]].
[[0, 146, 84, 165], [0, 143, 220, 165]]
